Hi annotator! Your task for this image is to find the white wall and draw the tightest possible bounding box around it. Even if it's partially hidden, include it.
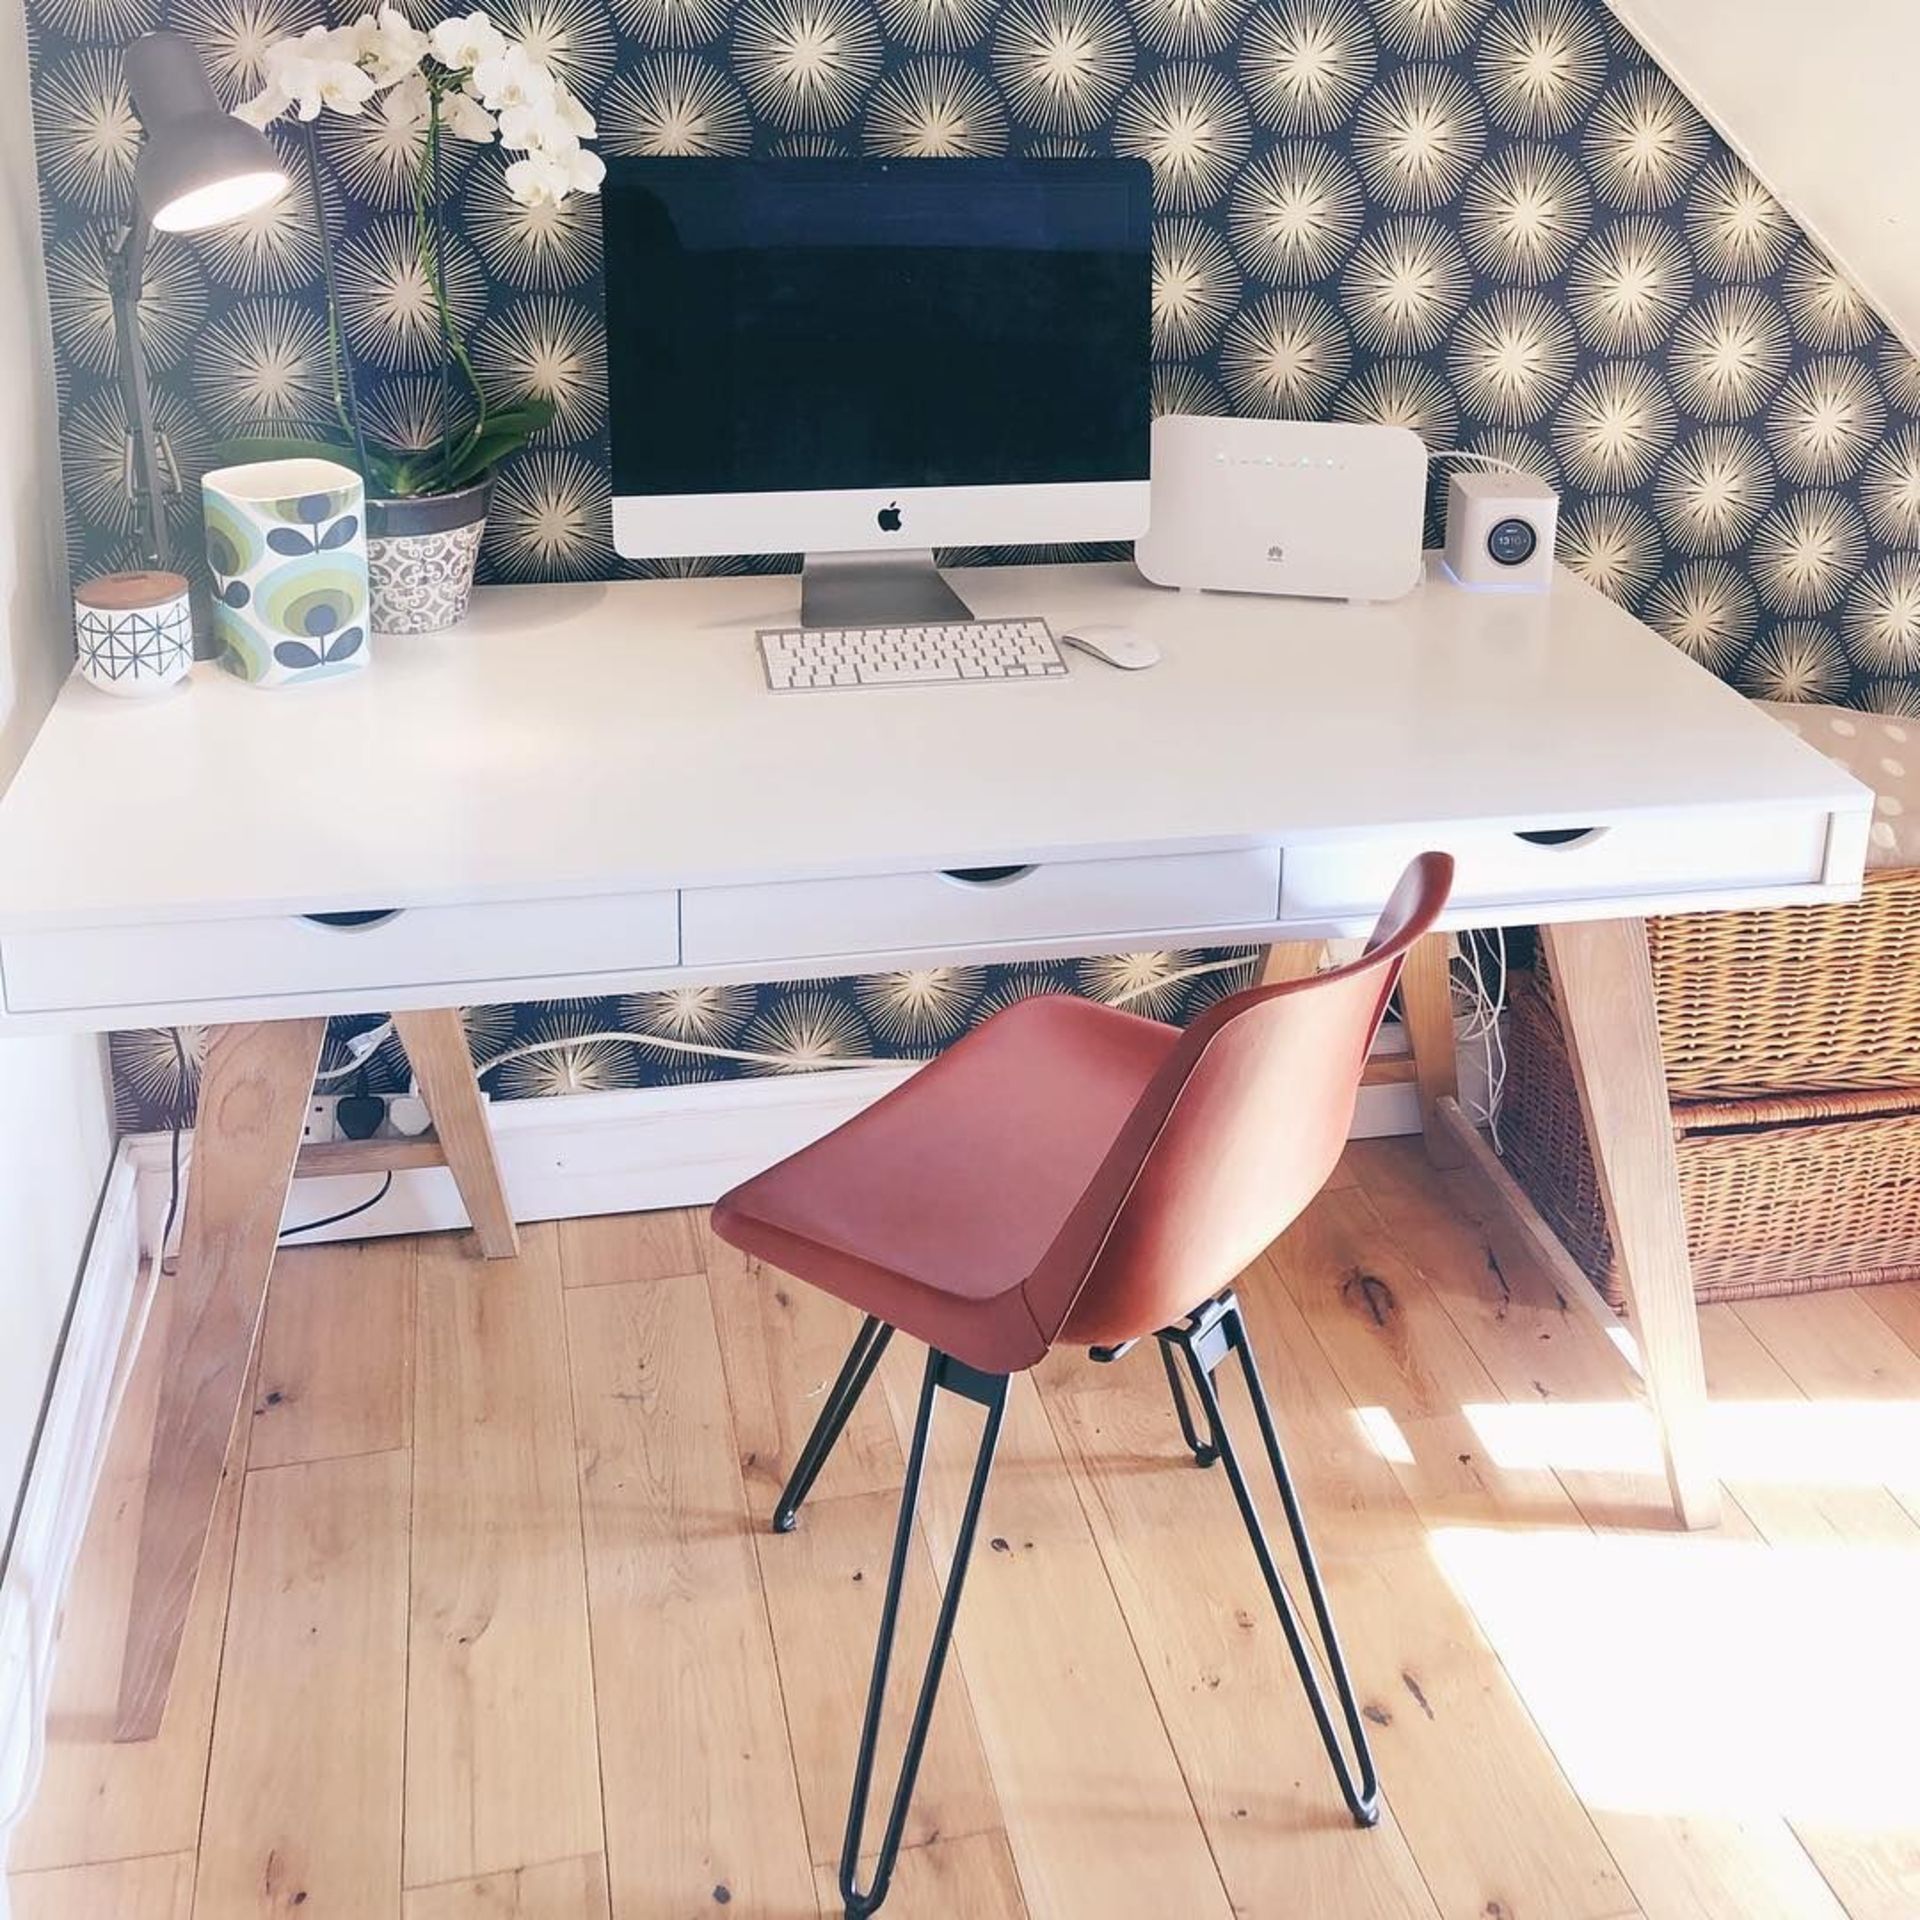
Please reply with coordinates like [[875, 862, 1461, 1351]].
[[0, 0, 113, 1542], [1607, 0, 1920, 355]]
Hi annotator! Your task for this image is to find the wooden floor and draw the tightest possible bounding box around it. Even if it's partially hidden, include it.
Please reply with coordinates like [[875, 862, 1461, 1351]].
[[13, 1137, 1920, 1919]]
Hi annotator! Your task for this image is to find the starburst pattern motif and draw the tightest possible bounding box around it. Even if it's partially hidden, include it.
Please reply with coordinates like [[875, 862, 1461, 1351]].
[[63, 385, 210, 539], [1239, 0, 1374, 133], [854, 967, 988, 1045], [488, 1006, 639, 1098], [1668, 288, 1791, 422], [194, 164, 323, 289], [361, 375, 474, 454], [1767, 359, 1885, 486], [1686, 158, 1793, 279], [620, 982, 758, 1041], [1127, 0, 1253, 59], [1352, 64, 1485, 210], [474, 296, 609, 439], [1582, 68, 1704, 208], [742, 988, 872, 1071], [171, 0, 325, 104], [1447, 289, 1575, 424], [31, 0, 156, 43], [1566, 218, 1692, 353], [1152, 218, 1241, 356], [737, 0, 884, 128], [465, 164, 602, 289], [1782, 247, 1875, 353], [1845, 559, 1920, 675], [1220, 290, 1350, 413], [877, 0, 994, 44], [1880, 339, 1920, 413], [1477, 0, 1604, 137], [44, 233, 205, 377], [1335, 358, 1457, 445], [1862, 428, 1920, 546], [610, 0, 727, 36], [1559, 495, 1662, 600], [1651, 428, 1773, 555], [1553, 361, 1676, 491], [1226, 143, 1364, 281], [865, 55, 1009, 152], [1077, 950, 1207, 1017], [1114, 62, 1250, 210], [336, 219, 487, 369], [1458, 143, 1590, 282], [1151, 361, 1227, 417], [319, 79, 443, 208], [1370, 0, 1491, 58], [109, 1025, 208, 1128], [36, 47, 142, 213], [1749, 493, 1866, 616], [497, 0, 619, 89], [1340, 217, 1469, 351], [992, 0, 1133, 132], [600, 55, 752, 154], [1644, 558, 1757, 671], [194, 298, 332, 434], [1740, 623, 1848, 704], [484, 450, 616, 580]]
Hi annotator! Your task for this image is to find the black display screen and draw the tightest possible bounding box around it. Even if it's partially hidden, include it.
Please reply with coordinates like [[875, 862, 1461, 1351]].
[[603, 158, 1153, 499]]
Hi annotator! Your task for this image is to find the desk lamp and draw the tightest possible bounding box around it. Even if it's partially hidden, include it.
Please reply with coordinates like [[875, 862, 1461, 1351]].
[[110, 31, 290, 568]]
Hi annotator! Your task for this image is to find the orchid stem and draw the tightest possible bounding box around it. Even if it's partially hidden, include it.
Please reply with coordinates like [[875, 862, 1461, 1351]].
[[306, 121, 372, 486]]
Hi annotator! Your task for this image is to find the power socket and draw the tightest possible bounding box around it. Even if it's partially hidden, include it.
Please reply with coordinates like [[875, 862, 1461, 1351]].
[[303, 1095, 341, 1144]]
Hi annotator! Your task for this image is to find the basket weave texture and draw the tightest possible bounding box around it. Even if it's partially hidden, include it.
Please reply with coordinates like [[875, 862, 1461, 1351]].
[[1502, 971, 1920, 1307]]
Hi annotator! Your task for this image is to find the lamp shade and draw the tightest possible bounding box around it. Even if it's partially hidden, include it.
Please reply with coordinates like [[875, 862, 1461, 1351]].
[[124, 32, 289, 232]]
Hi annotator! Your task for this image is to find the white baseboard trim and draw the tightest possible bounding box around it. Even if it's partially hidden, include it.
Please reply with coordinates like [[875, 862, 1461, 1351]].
[[121, 1019, 1482, 1252], [0, 1153, 146, 1864]]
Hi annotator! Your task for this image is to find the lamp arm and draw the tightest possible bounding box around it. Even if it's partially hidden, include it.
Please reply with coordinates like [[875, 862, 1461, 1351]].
[[107, 215, 171, 571]]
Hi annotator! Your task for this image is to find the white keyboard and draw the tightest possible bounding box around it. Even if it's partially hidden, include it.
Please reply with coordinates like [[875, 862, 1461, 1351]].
[[757, 617, 1069, 691]]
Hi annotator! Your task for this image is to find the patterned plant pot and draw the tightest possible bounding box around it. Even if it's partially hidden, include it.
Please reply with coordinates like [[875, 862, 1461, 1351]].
[[73, 569, 194, 697], [366, 477, 492, 635], [202, 457, 370, 689]]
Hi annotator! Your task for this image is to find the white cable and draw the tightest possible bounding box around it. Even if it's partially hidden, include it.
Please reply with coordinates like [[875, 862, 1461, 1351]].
[[1426, 447, 1533, 478], [312, 1018, 395, 1082]]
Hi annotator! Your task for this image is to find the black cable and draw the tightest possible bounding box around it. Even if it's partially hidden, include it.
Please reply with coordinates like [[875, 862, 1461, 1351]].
[[279, 1171, 395, 1242], [158, 1027, 188, 1266]]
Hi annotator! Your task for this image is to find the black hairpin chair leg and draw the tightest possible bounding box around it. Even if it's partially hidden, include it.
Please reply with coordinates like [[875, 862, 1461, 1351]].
[[1160, 1293, 1380, 1828], [1159, 1336, 1220, 1467], [840, 1350, 1008, 1919], [774, 1314, 894, 1533]]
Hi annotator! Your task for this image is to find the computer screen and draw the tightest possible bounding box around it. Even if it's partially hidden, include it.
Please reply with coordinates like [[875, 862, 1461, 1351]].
[[603, 157, 1153, 558]]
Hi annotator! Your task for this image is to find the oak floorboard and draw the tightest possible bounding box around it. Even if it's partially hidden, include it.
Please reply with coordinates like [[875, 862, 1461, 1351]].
[[249, 1239, 416, 1469], [559, 1209, 705, 1290], [403, 1854, 612, 1920], [566, 1271, 817, 1920], [193, 1451, 409, 1920], [8, 1852, 195, 1920]]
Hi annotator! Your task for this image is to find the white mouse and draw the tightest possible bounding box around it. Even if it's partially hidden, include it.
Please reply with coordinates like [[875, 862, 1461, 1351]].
[[1060, 623, 1161, 670]]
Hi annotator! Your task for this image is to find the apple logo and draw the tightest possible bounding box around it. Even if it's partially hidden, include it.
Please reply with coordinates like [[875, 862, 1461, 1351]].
[[876, 501, 903, 533]]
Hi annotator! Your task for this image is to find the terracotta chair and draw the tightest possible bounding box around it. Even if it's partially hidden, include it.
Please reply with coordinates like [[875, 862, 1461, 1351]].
[[712, 852, 1454, 1917]]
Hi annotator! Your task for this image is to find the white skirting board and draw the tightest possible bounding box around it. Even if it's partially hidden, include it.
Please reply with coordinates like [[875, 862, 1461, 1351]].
[[122, 1018, 1487, 1250]]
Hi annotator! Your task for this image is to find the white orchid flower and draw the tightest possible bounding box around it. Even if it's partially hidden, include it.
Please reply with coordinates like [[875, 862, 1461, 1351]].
[[354, 6, 429, 88], [234, 82, 291, 128], [471, 44, 558, 113], [556, 89, 595, 140], [442, 85, 498, 143], [384, 70, 432, 131], [503, 149, 572, 207], [428, 9, 508, 73]]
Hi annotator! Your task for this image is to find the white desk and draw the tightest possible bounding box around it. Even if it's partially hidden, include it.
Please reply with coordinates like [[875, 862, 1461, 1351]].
[[0, 557, 1871, 1736]]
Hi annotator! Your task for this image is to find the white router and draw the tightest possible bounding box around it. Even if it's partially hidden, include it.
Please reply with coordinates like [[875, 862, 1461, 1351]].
[[1135, 416, 1428, 603]]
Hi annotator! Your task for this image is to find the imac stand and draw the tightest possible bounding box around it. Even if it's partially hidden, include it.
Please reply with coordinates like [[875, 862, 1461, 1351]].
[[800, 549, 977, 628]]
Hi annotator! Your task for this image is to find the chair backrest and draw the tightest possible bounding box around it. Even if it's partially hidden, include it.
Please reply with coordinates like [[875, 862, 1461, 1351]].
[[1026, 852, 1454, 1352]]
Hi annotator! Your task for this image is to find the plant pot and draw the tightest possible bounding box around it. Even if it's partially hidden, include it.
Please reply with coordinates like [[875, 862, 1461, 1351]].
[[366, 475, 492, 635]]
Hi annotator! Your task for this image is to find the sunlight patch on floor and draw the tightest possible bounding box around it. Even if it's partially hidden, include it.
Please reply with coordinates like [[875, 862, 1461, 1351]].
[[1452, 1397, 1920, 1490], [1431, 1525, 1920, 1827]]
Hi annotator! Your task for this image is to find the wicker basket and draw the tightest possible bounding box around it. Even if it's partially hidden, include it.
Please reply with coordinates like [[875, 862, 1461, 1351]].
[[1501, 972, 1920, 1306], [1536, 868, 1920, 1102]]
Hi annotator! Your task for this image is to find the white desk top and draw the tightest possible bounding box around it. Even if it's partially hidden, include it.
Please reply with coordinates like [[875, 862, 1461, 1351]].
[[0, 558, 1867, 930]]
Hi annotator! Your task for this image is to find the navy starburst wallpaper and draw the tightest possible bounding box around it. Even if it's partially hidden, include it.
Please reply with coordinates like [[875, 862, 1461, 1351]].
[[25, 0, 1920, 1128]]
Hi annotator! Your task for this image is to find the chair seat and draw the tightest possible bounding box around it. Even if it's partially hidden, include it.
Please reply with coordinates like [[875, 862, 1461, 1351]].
[[712, 994, 1182, 1372]]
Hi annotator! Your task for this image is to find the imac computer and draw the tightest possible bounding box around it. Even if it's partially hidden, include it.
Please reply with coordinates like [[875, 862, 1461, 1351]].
[[602, 157, 1153, 628]]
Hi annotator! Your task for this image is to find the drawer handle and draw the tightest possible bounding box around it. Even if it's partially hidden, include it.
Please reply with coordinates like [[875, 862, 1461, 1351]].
[[301, 909, 405, 931], [939, 864, 1038, 888], [1513, 827, 1608, 850]]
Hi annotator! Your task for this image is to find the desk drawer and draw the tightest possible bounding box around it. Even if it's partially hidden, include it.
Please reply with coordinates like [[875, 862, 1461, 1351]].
[[1, 891, 680, 1016], [1280, 812, 1831, 922], [681, 849, 1282, 967]]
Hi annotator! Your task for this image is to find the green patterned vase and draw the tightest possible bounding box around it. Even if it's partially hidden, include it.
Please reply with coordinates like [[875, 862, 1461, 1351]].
[[202, 458, 370, 689]]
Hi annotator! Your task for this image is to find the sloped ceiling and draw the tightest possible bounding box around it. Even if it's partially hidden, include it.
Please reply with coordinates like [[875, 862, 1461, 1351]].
[[1608, 0, 1920, 354]]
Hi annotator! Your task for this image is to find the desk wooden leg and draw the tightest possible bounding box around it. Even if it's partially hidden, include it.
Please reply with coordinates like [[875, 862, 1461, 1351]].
[[115, 1018, 326, 1741], [1399, 932, 1463, 1168], [1543, 918, 1719, 1531], [393, 1008, 518, 1259], [1259, 938, 1324, 986]]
